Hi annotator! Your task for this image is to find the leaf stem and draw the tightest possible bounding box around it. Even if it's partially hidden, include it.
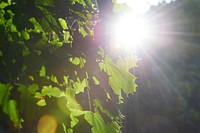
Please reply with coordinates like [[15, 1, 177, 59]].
[[87, 88, 92, 111]]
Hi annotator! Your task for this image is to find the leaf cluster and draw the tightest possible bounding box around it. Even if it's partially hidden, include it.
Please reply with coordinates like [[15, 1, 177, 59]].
[[0, 0, 137, 132]]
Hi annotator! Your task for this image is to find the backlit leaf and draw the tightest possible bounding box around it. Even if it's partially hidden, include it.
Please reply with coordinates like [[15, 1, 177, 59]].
[[7, 100, 20, 125], [69, 57, 80, 65], [73, 78, 87, 94], [0, 2, 9, 9], [22, 30, 30, 40], [92, 76, 100, 85], [58, 18, 68, 30], [39, 66, 46, 77], [79, 26, 88, 37], [36, 99, 46, 106], [42, 85, 61, 97]]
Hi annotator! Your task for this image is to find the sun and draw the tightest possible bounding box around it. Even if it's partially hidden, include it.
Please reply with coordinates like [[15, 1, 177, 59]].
[[113, 14, 151, 49]]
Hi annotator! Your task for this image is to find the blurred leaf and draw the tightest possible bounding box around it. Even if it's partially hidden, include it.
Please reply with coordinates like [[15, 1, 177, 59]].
[[84, 111, 93, 125], [35, 33, 48, 47], [0, 2, 9, 9], [0, 50, 3, 57], [36, 99, 46, 106], [65, 87, 82, 110], [58, 18, 68, 30], [62, 123, 67, 133], [0, 83, 20, 126], [10, 23, 17, 32], [67, 128, 73, 133], [28, 84, 39, 94], [64, 31, 71, 43], [63, 76, 69, 85], [70, 114, 79, 128], [22, 46, 30, 56], [92, 111, 107, 133], [35, 0, 54, 6], [29, 17, 43, 33], [34, 92, 43, 99], [79, 57, 86, 68], [39, 65, 46, 77], [112, 0, 130, 13], [0, 83, 11, 105], [7, 100, 20, 125], [70, 109, 88, 128], [92, 76, 100, 85], [50, 75, 59, 84], [21, 30, 30, 40], [28, 75, 34, 81], [42, 85, 61, 97], [17, 83, 38, 120], [69, 57, 80, 65], [73, 78, 87, 94], [79, 26, 88, 37]]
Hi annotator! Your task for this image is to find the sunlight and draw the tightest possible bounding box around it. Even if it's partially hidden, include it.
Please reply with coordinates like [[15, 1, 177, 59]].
[[113, 14, 151, 49]]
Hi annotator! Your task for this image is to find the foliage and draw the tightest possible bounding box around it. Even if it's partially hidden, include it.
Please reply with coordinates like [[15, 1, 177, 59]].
[[0, 0, 137, 132]]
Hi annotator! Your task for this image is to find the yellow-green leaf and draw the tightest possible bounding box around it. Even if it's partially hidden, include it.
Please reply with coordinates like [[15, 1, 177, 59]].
[[39, 66, 46, 77], [92, 76, 100, 85], [36, 99, 46, 106], [58, 18, 68, 30]]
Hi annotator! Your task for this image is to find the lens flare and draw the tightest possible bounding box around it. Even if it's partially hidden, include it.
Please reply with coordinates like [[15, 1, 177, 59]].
[[113, 14, 151, 49], [37, 115, 58, 133]]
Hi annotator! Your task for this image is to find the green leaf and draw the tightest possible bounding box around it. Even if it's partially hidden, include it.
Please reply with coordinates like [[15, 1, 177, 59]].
[[99, 56, 136, 102], [70, 114, 79, 128], [62, 123, 67, 133], [36, 99, 46, 106], [84, 111, 93, 125], [50, 40, 63, 47], [28, 84, 39, 94], [92, 76, 100, 85], [64, 31, 71, 43], [58, 18, 68, 30], [0, 83, 11, 105], [79, 57, 86, 68], [22, 46, 30, 56], [29, 17, 43, 33], [67, 128, 73, 133], [51, 75, 59, 84], [42, 85, 61, 97], [39, 65, 46, 77], [0, 50, 3, 57], [35, 0, 54, 6], [73, 78, 87, 94], [34, 92, 43, 98], [10, 23, 17, 32], [22, 30, 30, 40], [65, 87, 82, 110], [28, 75, 34, 81], [0, 2, 9, 9], [107, 121, 121, 133], [70, 109, 88, 128], [63, 76, 69, 85], [0, 83, 20, 126], [92, 112, 107, 133], [79, 26, 88, 37], [69, 57, 80, 65], [7, 100, 20, 125], [17, 84, 38, 120], [35, 33, 48, 47]]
